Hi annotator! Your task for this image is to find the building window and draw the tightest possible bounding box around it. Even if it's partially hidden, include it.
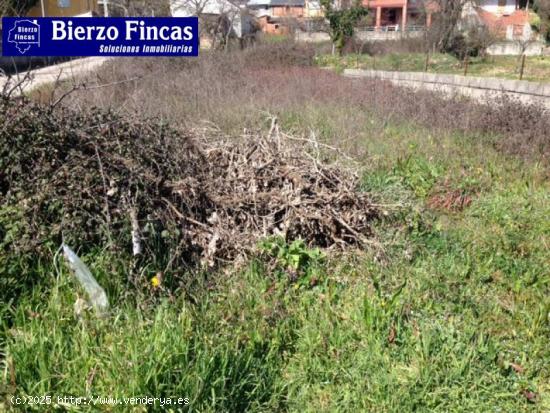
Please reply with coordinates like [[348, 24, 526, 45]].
[[58, 0, 71, 7]]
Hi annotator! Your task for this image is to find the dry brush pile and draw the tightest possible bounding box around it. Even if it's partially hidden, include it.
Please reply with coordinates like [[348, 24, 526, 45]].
[[0, 97, 378, 273]]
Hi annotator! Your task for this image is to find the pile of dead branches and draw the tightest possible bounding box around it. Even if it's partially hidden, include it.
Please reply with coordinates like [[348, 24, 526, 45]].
[[0, 97, 378, 268]]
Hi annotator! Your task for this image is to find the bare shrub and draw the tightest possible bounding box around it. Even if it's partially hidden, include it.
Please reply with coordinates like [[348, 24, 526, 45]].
[[114, 0, 171, 16], [356, 38, 427, 56], [445, 25, 497, 59], [56, 44, 317, 133], [59, 45, 549, 164], [240, 41, 315, 68], [371, 86, 550, 162]]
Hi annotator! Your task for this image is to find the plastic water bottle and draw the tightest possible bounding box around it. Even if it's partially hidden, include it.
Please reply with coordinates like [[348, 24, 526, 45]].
[[62, 244, 109, 316]]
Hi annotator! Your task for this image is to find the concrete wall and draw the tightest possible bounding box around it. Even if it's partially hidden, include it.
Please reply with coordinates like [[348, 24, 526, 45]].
[[487, 41, 545, 56], [355, 29, 424, 41], [295, 30, 330, 42], [343, 68, 550, 109], [295, 29, 423, 42], [296, 30, 543, 55], [304, 0, 323, 18]]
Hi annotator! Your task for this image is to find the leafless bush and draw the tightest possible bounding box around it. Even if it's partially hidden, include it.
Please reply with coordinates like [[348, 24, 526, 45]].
[[241, 40, 315, 67], [445, 25, 497, 59], [57, 45, 549, 164], [348, 38, 426, 56], [370, 85, 550, 162], [110, 0, 171, 16], [53, 44, 315, 133]]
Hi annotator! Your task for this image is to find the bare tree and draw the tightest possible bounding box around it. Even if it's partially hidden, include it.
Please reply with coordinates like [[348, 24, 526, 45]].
[[512, 24, 540, 64], [108, 0, 171, 16], [422, 0, 480, 52], [533, 0, 550, 41], [171, 0, 252, 49], [171, 0, 213, 28]]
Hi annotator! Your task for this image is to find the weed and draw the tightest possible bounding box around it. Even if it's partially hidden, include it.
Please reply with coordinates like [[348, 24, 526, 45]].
[[393, 153, 442, 198], [260, 237, 325, 287]]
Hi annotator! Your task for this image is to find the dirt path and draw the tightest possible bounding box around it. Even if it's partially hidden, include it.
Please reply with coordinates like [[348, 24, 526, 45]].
[[0, 56, 109, 95]]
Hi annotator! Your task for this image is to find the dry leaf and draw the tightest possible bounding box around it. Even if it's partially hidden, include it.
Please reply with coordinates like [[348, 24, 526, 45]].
[[388, 324, 396, 344]]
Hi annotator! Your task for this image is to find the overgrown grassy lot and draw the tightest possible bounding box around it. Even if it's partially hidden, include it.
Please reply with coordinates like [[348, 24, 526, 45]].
[[1, 44, 549, 412], [317, 52, 550, 82]]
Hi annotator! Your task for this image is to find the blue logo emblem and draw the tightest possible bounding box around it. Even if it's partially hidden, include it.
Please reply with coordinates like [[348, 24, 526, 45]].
[[7, 19, 40, 54]]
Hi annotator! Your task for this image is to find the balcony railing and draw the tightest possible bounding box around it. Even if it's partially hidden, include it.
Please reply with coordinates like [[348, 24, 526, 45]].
[[364, 24, 425, 32]]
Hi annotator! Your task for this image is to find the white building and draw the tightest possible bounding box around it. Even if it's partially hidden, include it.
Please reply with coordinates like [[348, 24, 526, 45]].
[[478, 0, 520, 16], [170, 0, 255, 38]]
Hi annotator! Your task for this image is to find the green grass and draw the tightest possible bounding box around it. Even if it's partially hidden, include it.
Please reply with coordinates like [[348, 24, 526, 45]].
[[1, 80, 549, 411], [1, 268, 290, 412], [316, 53, 550, 82]]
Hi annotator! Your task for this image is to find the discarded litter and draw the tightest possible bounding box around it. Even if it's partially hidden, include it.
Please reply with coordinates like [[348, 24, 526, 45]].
[[62, 244, 109, 315]]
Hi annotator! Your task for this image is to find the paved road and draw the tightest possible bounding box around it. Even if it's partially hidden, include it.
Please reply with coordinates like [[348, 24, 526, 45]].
[[0, 56, 109, 95]]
